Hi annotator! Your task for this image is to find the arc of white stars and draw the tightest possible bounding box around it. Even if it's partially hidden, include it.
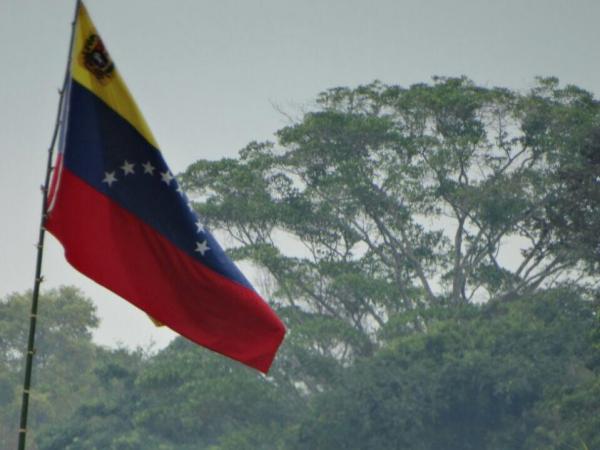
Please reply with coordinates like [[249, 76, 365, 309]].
[[121, 160, 135, 175], [161, 171, 174, 185], [102, 171, 117, 187], [195, 240, 210, 256], [142, 161, 155, 175]]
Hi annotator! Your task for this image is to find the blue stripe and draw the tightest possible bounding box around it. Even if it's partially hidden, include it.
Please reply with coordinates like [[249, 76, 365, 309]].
[[63, 80, 253, 290]]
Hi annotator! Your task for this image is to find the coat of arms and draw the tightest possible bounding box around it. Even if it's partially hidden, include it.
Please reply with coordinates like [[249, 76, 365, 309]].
[[80, 34, 114, 84]]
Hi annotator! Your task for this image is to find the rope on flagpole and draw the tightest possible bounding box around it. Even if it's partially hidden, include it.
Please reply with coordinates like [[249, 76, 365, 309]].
[[17, 1, 81, 449]]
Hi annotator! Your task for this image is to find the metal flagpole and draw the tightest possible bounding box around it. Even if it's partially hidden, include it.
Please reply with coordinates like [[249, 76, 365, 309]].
[[17, 1, 81, 449]]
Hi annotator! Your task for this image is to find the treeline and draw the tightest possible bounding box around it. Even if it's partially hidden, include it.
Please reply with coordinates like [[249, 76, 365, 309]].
[[1, 287, 597, 449], [2, 77, 599, 449]]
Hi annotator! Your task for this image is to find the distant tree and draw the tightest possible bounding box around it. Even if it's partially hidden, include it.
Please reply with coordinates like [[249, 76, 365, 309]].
[[38, 347, 150, 450], [182, 77, 600, 391], [0, 286, 99, 449], [540, 99, 600, 271], [293, 288, 598, 450], [526, 293, 600, 450], [39, 336, 303, 450]]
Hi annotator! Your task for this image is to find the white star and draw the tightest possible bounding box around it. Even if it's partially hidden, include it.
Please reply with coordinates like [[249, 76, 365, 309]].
[[195, 220, 205, 233], [121, 160, 135, 175], [188, 202, 195, 212], [161, 171, 174, 185], [102, 171, 117, 187], [176, 185, 184, 195], [142, 161, 155, 175], [195, 240, 210, 255]]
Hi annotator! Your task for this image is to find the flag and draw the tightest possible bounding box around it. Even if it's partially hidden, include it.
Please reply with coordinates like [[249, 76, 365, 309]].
[[45, 3, 285, 373]]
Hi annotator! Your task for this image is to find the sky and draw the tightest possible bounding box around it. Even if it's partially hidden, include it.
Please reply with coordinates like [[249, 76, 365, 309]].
[[1, 0, 599, 350]]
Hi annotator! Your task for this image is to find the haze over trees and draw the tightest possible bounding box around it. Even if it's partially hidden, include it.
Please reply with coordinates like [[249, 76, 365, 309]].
[[2, 77, 598, 449]]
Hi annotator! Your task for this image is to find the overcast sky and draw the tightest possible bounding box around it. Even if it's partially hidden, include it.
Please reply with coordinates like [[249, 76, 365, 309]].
[[1, 0, 599, 350]]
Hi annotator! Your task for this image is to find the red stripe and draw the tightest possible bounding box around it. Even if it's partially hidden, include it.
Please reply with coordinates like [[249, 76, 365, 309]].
[[45, 169, 285, 373]]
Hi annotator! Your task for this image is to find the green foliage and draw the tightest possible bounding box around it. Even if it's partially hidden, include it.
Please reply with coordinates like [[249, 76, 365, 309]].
[[526, 296, 600, 449], [294, 289, 598, 450], [37, 347, 149, 450], [133, 338, 302, 449], [182, 78, 600, 393], [0, 287, 99, 449]]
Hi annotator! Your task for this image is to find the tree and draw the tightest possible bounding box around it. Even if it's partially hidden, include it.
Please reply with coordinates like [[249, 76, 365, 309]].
[[38, 347, 150, 450], [293, 288, 598, 450], [132, 338, 302, 449], [532, 80, 600, 271], [526, 291, 600, 449], [39, 337, 304, 450], [0, 286, 99, 449], [182, 77, 600, 391]]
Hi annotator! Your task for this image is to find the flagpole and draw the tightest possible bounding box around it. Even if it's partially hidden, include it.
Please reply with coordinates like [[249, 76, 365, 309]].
[[17, 1, 80, 449]]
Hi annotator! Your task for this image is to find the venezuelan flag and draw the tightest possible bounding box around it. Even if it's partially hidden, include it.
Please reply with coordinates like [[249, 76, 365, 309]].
[[46, 3, 285, 373]]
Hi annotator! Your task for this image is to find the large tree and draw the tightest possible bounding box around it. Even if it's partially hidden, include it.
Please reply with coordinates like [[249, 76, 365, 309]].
[[182, 77, 600, 387]]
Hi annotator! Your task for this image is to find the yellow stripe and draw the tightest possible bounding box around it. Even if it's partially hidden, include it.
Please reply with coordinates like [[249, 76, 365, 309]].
[[72, 4, 159, 149]]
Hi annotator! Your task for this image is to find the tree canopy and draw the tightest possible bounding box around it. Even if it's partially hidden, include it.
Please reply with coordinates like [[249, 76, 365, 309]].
[[181, 77, 600, 386]]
